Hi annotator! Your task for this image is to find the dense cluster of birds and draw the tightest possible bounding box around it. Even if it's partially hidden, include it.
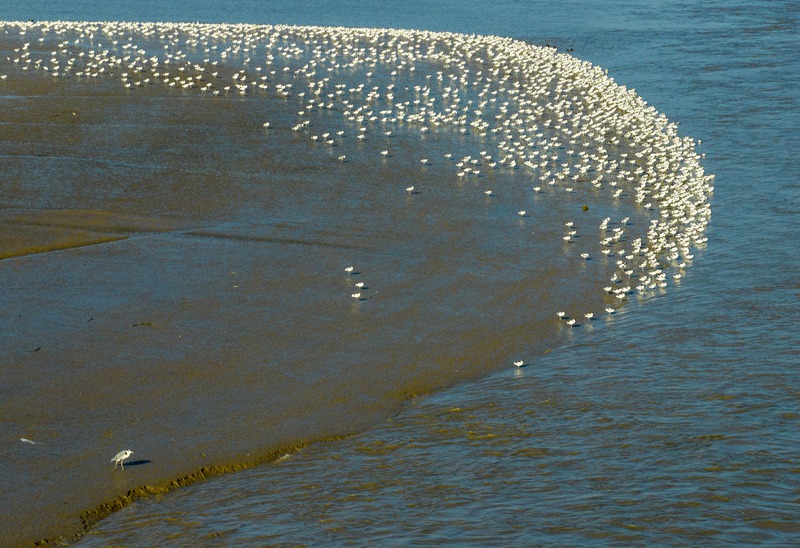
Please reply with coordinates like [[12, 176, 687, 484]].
[[1, 20, 713, 352]]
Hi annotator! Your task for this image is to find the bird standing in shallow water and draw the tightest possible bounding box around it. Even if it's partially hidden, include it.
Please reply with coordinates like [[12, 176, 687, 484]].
[[111, 449, 133, 470]]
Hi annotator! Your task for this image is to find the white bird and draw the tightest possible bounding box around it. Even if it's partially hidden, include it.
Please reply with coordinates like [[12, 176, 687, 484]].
[[351, 292, 361, 299], [584, 312, 594, 319], [518, 210, 526, 216], [406, 185, 415, 193], [556, 311, 566, 318], [513, 360, 524, 368], [355, 281, 365, 288], [605, 307, 616, 314], [344, 266, 354, 273], [566, 318, 577, 326], [485, 190, 494, 196], [111, 449, 134, 470]]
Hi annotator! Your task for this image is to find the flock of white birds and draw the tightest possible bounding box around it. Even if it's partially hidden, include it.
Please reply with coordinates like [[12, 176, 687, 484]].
[[2, 20, 713, 341]]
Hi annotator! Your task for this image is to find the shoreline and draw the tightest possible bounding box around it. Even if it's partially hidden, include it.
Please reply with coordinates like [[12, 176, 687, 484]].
[[1, 20, 710, 546], [32, 447, 303, 547], [35, 444, 309, 547]]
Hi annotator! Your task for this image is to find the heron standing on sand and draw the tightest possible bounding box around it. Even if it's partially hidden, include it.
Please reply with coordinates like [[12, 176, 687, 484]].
[[111, 450, 134, 470]]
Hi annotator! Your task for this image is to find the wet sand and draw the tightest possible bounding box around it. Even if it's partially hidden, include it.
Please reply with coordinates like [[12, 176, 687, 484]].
[[0, 56, 577, 548], [0, 22, 706, 546]]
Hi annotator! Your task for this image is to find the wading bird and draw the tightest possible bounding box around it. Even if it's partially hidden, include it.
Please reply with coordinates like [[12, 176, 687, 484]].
[[111, 449, 133, 470]]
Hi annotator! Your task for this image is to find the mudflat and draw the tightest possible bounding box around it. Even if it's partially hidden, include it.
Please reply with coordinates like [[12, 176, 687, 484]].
[[0, 18, 701, 545], [0, 44, 580, 547]]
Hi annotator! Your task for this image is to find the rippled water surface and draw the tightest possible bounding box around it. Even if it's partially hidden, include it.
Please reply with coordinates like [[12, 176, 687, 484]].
[[1, 0, 798, 546]]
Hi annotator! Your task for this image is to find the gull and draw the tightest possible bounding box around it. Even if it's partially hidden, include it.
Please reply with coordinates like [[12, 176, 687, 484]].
[[111, 449, 134, 470]]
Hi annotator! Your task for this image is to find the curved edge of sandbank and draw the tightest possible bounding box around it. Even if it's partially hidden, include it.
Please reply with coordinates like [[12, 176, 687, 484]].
[[29, 442, 324, 547]]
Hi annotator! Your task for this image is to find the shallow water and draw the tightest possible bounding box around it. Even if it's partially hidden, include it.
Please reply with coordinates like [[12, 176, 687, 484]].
[[1, 0, 797, 546]]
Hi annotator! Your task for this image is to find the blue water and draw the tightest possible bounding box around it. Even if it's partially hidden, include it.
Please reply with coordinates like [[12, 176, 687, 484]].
[[4, 0, 799, 545]]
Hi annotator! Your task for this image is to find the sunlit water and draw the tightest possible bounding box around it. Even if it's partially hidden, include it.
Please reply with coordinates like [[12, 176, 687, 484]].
[[1, 0, 797, 546]]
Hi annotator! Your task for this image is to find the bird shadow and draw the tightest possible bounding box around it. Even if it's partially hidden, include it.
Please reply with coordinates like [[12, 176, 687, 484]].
[[124, 459, 152, 468]]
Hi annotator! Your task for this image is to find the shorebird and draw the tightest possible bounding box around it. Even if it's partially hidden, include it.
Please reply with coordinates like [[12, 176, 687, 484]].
[[111, 449, 133, 470], [406, 185, 415, 193], [344, 266, 354, 273], [513, 360, 524, 368]]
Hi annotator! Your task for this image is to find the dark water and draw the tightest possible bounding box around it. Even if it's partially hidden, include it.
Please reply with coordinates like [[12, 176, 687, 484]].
[[1, 0, 797, 546]]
